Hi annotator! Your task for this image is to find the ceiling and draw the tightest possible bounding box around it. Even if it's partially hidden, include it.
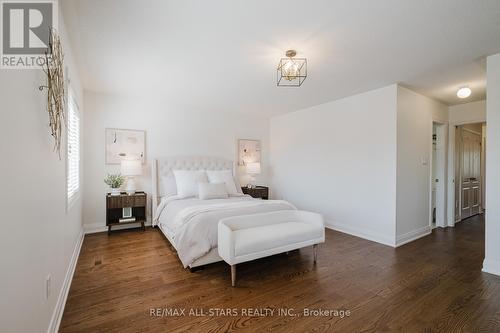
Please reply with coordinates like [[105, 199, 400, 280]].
[[62, 0, 500, 116]]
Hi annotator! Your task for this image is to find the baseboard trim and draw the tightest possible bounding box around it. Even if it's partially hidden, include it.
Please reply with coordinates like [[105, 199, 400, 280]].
[[395, 225, 432, 247], [325, 220, 396, 247], [84, 221, 152, 234], [83, 222, 108, 234], [47, 228, 84, 333], [482, 258, 500, 277]]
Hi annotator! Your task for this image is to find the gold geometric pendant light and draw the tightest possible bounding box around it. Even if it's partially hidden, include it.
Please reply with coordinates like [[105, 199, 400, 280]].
[[277, 50, 307, 87]]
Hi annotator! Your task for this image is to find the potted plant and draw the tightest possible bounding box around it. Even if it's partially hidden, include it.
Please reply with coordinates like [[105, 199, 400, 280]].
[[104, 174, 125, 196]]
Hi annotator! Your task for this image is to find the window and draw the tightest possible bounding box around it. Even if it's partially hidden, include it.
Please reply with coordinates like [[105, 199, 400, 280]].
[[67, 90, 80, 207]]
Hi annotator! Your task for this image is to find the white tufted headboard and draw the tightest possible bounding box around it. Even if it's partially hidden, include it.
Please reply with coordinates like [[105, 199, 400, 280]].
[[151, 156, 237, 225]]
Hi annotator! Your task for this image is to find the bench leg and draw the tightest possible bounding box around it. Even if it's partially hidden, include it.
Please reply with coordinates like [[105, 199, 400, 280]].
[[313, 244, 318, 264], [231, 265, 236, 287]]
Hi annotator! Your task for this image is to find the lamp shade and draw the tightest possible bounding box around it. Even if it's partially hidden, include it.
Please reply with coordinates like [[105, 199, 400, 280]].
[[246, 162, 261, 175], [120, 159, 142, 176]]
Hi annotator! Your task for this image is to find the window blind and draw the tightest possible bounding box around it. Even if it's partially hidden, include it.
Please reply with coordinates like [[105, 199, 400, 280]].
[[67, 93, 80, 205]]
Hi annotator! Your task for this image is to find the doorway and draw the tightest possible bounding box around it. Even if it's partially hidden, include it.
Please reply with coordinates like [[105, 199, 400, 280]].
[[455, 123, 486, 222], [431, 122, 447, 228]]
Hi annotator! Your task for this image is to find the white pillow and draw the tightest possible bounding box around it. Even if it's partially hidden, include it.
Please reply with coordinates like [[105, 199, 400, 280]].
[[198, 182, 228, 200], [161, 175, 178, 197], [206, 170, 239, 195], [173, 170, 208, 198]]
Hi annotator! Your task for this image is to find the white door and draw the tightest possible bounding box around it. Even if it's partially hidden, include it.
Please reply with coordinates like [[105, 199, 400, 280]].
[[460, 129, 482, 219], [433, 123, 447, 227]]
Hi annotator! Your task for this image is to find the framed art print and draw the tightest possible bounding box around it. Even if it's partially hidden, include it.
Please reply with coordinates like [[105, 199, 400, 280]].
[[105, 128, 146, 164], [238, 139, 261, 166]]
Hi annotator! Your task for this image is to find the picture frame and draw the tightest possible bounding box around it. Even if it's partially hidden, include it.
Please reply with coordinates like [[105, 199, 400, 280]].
[[105, 128, 146, 164], [122, 207, 132, 218], [238, 139, 261, 166]]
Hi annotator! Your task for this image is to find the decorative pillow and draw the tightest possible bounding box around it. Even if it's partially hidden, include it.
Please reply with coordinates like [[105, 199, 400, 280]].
[[161, 175, 178, 197], [173, 170, 208, 198], [206, 170, 239, 195], [198, 182, 228, 200]]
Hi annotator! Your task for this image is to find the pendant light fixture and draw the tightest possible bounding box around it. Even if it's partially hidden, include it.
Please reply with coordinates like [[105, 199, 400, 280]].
[[277, 50, 307, 87]]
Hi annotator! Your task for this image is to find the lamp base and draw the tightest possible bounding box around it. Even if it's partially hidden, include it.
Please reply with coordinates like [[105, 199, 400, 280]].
[[247, 175, 256, 189], [126, 177, 136, 195]]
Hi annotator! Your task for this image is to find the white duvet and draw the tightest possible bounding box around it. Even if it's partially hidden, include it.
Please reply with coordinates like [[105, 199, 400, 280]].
[[154, 195, 296, 267]]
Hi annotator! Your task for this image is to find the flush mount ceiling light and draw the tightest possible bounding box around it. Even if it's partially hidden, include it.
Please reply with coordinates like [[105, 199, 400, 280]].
[[457, 87, 472, 99], [277, 50, 307, 87]]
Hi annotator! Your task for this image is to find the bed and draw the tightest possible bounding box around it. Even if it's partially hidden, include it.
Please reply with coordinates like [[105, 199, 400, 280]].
[[152, 156, 296, 269]]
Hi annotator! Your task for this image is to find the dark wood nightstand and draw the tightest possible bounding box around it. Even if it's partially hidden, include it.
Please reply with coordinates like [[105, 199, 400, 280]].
[[106, 192, 147, 234], [242, 186, 269, 199]]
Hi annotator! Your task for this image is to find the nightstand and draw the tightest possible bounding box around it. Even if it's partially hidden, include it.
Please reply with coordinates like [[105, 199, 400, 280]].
[[242, 186, 269, 199], [106, 192, 147, 234]]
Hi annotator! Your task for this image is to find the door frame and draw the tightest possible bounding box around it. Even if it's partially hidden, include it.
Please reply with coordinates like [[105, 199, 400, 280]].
[[430, 120, 447, 229], [447, 118, 486, 227]]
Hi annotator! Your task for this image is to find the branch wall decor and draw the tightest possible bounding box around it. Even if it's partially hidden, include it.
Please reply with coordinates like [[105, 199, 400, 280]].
[[39, 28, 66, 159]]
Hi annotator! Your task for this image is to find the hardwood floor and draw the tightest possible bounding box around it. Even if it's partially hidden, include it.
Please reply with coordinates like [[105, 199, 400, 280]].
[[60, 215, 500, 332]]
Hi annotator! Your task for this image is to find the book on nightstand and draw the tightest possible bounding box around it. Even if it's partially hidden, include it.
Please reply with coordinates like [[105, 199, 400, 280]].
[[119, 217, 136, 223]]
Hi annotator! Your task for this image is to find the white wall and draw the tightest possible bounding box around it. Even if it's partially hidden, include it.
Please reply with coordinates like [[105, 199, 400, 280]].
[[396, 86, 448, 244], [270, 85, 398, 246], [482, 123, 487, 210], [449, 100, 486, 124], [483, 53, 500, 276], [269, 84, 455, 248], [83, 91, 270, 232], [0, 5, 84, 333]]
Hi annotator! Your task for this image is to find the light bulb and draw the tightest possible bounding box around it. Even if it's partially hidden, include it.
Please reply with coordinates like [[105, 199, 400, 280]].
[[282, 59, 299, 80]]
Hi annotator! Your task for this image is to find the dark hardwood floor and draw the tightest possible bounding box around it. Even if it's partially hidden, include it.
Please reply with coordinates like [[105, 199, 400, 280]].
[[60, 215, 500, 332]]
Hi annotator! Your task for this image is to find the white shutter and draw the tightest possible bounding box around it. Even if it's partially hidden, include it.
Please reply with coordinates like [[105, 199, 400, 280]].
[[67, 91, 80, 206]]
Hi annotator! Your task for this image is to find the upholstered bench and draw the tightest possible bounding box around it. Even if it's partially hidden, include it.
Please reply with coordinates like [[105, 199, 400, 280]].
[[218, 210, 325, 286]]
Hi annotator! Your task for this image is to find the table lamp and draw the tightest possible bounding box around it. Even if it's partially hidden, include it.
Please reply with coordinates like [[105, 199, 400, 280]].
[[120, 158, 142, 195], [246, 162, 261, 189]]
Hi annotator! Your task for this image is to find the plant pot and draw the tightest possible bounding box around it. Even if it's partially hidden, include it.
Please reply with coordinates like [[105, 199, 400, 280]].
[[110, 188, 121, 196]]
